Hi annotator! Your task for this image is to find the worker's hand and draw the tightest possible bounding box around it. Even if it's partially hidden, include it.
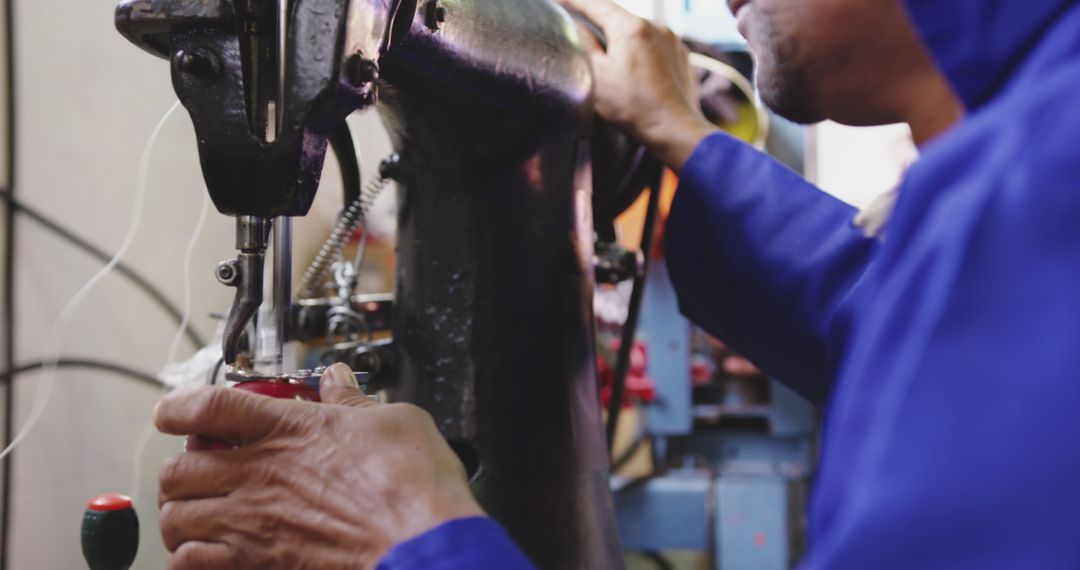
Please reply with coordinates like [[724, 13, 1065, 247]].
[[561, 0, 718, 170], [153, 363, 483, 570]]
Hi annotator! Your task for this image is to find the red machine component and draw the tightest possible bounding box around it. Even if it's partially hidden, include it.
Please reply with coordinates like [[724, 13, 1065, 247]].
[[232, 379, 321, 402], [599, 340, 657, 408], [186, 380, 320, 451]]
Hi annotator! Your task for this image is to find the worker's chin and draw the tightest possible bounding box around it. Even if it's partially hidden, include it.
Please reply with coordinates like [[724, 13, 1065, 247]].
[[755, 62, 826, 125], [748, 25, 827, 125]]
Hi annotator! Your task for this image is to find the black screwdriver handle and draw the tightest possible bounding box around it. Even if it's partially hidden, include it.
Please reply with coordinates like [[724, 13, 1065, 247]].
[[81, 494, 139, 570]]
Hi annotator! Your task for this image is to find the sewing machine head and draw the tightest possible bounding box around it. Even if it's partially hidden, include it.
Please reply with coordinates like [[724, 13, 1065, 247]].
[[115, 0, 397, 217], [116, 0, 410, 371]]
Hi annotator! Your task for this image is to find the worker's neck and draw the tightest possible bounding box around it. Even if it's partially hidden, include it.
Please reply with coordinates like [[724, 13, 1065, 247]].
[[898, 72, 964, 147]]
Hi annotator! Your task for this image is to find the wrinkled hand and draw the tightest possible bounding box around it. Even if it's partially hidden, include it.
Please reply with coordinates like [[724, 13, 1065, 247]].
[[154, 364, 483, 570], [561, 0, 718, 170]]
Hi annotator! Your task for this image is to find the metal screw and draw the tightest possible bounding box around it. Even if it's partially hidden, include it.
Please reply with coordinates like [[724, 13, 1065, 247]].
[[176, 49, 220, 80], [426, 0, 448, 30], [216, 260, 240, 286], [379, 153, 404, 181], [344, 55, 380, 87]]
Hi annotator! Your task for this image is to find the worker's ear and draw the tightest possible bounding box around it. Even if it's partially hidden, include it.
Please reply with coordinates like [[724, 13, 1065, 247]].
[[319, 363, 378, 408]]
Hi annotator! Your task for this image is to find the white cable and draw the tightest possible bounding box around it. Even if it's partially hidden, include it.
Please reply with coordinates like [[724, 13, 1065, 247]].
[[0, 101, 181, 463], [129, 187, 211, 500], [127, 423, 157, 503], [164, 190, 211, 368]]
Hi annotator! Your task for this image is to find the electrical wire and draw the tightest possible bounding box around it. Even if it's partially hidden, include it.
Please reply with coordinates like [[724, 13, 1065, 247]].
[[1, 355, 168, 521], [209, 356, 225, 385], [0, 359, 164, 390], [605, 167, 664, 457], [0, 100, 180, 465], [610, 433, 645, 474], [0, 191, 205, 349], [0, 0, 16, 563]]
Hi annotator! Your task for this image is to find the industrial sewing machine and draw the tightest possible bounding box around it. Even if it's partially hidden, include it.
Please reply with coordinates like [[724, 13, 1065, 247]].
[[109, 0, 620, 567], [76, 1, 778, 569]]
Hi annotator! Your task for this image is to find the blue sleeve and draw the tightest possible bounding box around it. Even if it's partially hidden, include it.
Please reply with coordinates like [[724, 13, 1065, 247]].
[[376, 517, 536, 570], [665, 132, 878, 405], [805, 83, 1080, 569]]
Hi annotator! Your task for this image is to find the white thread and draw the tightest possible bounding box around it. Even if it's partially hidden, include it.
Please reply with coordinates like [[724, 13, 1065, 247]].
[[165, 190, 211, 368], [129, 187, 211, 500], [127, 423, 157, 503], [0, 101, 181, 463]]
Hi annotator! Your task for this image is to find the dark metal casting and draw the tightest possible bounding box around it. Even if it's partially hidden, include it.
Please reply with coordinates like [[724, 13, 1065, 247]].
[[376, 2, 621, 567], [115, 0, 622, 567], [116, 0, 379, 218]]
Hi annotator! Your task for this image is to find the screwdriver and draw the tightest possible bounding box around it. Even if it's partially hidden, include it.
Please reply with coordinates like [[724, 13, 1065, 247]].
[[81, 493, 138, 570]]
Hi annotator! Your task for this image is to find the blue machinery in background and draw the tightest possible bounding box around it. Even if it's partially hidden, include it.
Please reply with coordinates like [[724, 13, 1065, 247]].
[[614, 116, 816, 569], [616, 262, 817, 569]]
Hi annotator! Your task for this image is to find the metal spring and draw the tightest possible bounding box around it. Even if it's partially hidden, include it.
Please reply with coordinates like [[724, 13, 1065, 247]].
[[296, 176, 389, 299]]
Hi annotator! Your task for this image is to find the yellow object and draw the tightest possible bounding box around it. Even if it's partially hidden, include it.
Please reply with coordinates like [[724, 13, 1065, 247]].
[[616, 54, 768, 245], [689, 52, 770, 149]]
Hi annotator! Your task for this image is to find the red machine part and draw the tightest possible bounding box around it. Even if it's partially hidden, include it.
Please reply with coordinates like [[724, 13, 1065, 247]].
[[598, 340, 656, 408], [186, 380, 320, 451]]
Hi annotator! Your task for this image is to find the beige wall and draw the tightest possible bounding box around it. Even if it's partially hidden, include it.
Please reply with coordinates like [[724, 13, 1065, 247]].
[[0, 1, 391, 567]]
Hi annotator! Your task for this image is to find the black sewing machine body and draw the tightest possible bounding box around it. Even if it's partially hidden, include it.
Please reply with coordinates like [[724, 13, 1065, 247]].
[[116, 1, 622, 567]]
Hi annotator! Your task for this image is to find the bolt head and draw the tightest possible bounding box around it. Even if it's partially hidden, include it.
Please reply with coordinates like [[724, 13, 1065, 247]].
[[216, 261, 240, 286], [175, 49, 220, 80], [426, 1, 448, 30], [345, 56, 379, 87], [379, 154, 404, 181]]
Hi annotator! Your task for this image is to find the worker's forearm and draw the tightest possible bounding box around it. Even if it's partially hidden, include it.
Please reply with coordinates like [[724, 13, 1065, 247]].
[[641, 111, 720, 172], [666, 132, 877, 404]]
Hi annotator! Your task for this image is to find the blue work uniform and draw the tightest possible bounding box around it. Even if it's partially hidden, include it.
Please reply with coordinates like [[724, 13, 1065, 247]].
[[378, 0, 1080, 568]]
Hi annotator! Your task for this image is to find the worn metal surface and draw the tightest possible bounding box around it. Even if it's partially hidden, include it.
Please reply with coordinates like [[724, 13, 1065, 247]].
[[376, 1, 621, 567], [116, 0, 378, 218], [218, 216, 270, 365]]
